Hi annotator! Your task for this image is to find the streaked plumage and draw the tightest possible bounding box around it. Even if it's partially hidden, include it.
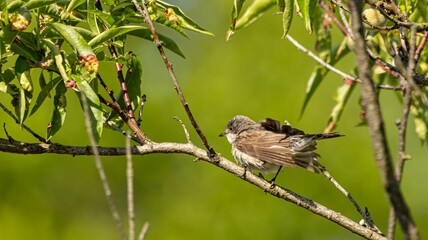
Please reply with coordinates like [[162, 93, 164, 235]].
[[220, 115, 342, 176]]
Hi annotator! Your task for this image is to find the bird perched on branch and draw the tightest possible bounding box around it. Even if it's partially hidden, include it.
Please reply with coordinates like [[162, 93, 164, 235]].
[[219, 115, 343, 183]]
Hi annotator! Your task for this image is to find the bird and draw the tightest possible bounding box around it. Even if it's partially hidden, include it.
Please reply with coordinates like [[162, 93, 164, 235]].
[[219, 115, 343, 183]]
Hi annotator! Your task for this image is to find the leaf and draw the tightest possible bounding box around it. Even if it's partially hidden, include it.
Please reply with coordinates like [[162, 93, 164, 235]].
[[73, 75, 103, 143], [410, 94, 428, 144], [235, 0, 276, 30], [48, 22, 94, 56], [86, 0, 100, 34], [296, 0, 317, 33], [106, 53, 143, 121], [16, 87, 29, 125], [88, 25, 147, 48], [325, 81, 356, 132], [30, 76, 62, 116], [277, 0, 285, 12], [129, 29, 185, 58], [66, 0, 85, 12], [42, 39, 70, 82], [23, 0, 58, 10], [300, 37, 349, 118], [228, 0, 246, 35], [10, 42, 43, 62], [47, 82, 67, 140], [157, 1, 214, 36], [282, 0, 294, 37]]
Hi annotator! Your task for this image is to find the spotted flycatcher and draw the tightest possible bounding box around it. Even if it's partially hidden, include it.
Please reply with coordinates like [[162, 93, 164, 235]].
[[219, 115, 342, 182]]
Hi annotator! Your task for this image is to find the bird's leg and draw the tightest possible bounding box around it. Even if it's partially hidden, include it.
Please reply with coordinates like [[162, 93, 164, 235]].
[[241, 163, 248, 179], [269, 166, 283, 189]]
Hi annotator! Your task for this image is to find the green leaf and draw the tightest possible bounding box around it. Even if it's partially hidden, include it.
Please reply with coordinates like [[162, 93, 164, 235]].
[[129, 29, 185, 58], [10, 42, 43, 62], [16, 87, 29, 125], [300, 37, 349, 118], [73, 75, 103, 143], [157, 1, 214, 36], [106, 53, 143, 121], [87, 0, 100, 34], [88, 25, 147, 48], [30, 76, 61, 116], [42, 39, 70, 82], [228, 0, 246, 38], [325, 81, 356, 132], [23, 0, 58, 10], [234, 0, 276, 30], [48, 22, 94, 56], [66, 0, 85, 12], [282, 0, 294, 37], [410, 94, 428, 144], [47, 82, 67, 140], [277, 0, 285, 12], [296, 0, 317, 33]]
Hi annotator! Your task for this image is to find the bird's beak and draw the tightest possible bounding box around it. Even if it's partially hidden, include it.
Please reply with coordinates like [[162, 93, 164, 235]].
[[219, 131, 226, 137]]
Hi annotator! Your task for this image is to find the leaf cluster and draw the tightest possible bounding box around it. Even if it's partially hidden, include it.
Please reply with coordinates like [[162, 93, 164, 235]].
[[0, 0, 212, 142]]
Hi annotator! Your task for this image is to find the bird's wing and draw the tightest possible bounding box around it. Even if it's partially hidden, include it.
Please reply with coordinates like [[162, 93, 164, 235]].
[[234, 131, 322, 173]]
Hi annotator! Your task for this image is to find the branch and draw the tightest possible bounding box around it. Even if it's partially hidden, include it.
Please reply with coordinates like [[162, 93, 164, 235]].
[[346, 1, 419, 239], [131, 0, 215, 156], [0, 137, 386, 240]]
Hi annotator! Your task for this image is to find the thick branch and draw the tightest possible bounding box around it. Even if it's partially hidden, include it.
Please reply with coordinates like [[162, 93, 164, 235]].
[[0, 137, 385, 240], [346, 1, 419, 239]]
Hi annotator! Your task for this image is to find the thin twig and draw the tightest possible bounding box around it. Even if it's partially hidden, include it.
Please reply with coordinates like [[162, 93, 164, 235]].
[[387, 25, 417, 240], [173, 116, 192, 143], [415, 31, 428, 62], [106, 121, 143, 145], [131, 0, 216, 156], [136, 94, 146, 127], [108, 46, 135, 120], [320, 167, 383, 235], [346, 1, 419, 239], [138, 222, 150, 240], [285, 34, 399, 90], [97, 73, 117, 102], [126, 135, 135, 240], [320, 0, 349, 35], [99, 95, 149, 144], [0, 137, 386, 240], [80, 93, 127, 240], [0, 102, 50, 143]]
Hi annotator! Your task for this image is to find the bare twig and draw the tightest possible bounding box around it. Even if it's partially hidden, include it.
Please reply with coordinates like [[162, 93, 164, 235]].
[[138, 222, 150, 240], [320, 0, 349, 35], [0, 137, 386, 240], [285, 34, 398, 90], [387, 25, 417, 240], [320, 167, 383, 235], [126, 135, 135, 240], [106, 121, 142, 145], [131, 0, 216, 156], [80, 93, 127, 240], [415, 31, 428, 62], [109, 46, 135, 120], [346, 1, 419, 239], [173, 116, 192, 143], [99, 95, 149, 144], [0, 102, 49, 143]]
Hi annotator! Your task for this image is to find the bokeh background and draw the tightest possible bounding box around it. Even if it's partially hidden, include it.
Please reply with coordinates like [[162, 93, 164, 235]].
[[0, 1, 427, 239]]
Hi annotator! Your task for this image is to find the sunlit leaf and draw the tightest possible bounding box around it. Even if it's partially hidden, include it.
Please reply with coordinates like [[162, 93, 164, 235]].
[[49, 22, 94, 56], [325, 81, 356, 132], [235, 0, 276, 30], [66, 0, 85, 12], [157, 1, 214, 36], [228, 0, 246, 36], [42, 39, 70, 82], [73, 74, 103, 143], [296, 0, 317, 33], [88, 25, 147, 48], [23, 0, 58, 10], [282, 0, 293, 37], [129, 29, 185, 58], [86, 0, 100, 34]]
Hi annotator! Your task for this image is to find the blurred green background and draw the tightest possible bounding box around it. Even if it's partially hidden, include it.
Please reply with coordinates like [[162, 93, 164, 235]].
[[0, 1, 427, 239]]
